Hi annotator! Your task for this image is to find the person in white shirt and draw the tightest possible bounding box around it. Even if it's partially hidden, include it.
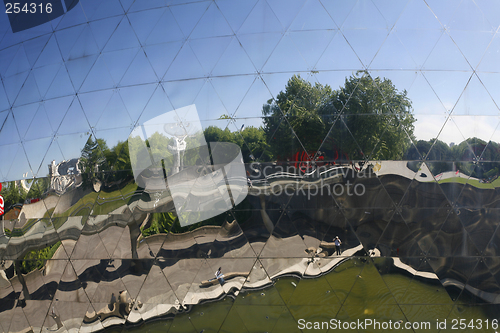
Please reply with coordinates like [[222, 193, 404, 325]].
[[215, 267, 225, 286]]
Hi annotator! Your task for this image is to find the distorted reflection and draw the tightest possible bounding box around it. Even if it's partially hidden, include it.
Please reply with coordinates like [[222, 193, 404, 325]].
[[49, 159, 82, 195], [2, 155, 500, 330], [2, 1, 500, 329], [128, 105, 248, 227]]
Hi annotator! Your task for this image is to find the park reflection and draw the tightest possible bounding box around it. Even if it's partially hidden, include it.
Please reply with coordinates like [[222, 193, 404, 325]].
[[1, 159, 500, 330]]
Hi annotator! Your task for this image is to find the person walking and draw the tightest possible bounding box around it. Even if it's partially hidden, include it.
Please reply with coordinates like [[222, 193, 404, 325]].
[[334, 236, 342, 255], [215, 267, 225, 286]]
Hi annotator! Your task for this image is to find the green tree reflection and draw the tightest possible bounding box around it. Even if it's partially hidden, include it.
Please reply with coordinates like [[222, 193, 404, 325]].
[[262, 71, 415, 161]]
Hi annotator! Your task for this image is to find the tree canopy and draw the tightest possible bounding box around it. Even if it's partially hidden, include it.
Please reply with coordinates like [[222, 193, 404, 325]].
[[204, 125, 272, 162], [406, 137, 500, 178], [262, 75, 331, 159], [262, 71, 415, 161]]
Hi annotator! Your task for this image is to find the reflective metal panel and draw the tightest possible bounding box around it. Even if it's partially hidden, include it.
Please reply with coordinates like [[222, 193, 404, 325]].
[[1, 0, 500, 331]]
